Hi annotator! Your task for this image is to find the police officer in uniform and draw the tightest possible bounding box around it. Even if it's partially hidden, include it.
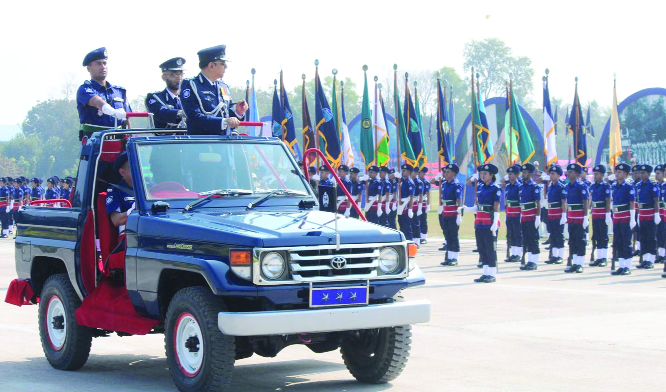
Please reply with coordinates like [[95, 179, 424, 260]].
[[349, 167, 363, 219], [0, 178, 8, 238], [61, 178, 73, 201], [45, 178, 58, 200], [459, 164, 501, 283], [388, 169, 398, 229], [411, 167, 423, 246], [398, 164, 415, 240], [363, 166, 381, 224], [438, 163, 462, 266], [106, 152, 136, 237], [336, 165, 352, 217], [180, 45, 248, 135], [635, 164, 660, 269], [563, 164, 590, 273], [611, 163, 636, 275], [10, 178, 24, 230], [589, 165, 612, 267], [503, 165, 522, 263], [146, 57, 186, 128], [378, 167, 391, 226], [631, 165, 641, 256], [545, 165, 566, 264], [655, 165, 666, 264], [519, 163, 542, 270], [419, 167, 431, 243], [317, 165, 336, 213], [30, 178, 44, 201], [77, 48, 131, 132]]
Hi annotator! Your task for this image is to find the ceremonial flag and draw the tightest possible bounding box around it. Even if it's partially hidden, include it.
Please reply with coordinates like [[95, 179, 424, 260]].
[[586, 105, 595, 139], [436, 79, 451, 165], [314, 64, 341, 167], [568, 80, 587, 167], [414, 84, 428, 167], [359, 68, 375, 168], [249, 69, 260, 136], [271, 83, 283, 138], [331, 73, 341, 141], [504, 87, 519, 164], [471, 81, 493, 165], [404, 80, 426, 169], [476, 89, 494, 163], [553, 105, 558, 136], [509, 89, 536, 164], [379, 86, 390, 146], [543, 76, 558, 166], [449, 89, 455, 161], [301, 76, 316, 163], [373, 81, 390, 166], [280, 71, 301, 159], [340, 81, 354, 167], [393, 68, 416, 166], [609, 78, 622, 167]]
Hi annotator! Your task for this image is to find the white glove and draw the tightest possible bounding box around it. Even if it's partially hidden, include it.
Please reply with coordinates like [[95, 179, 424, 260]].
[[397, 202, 406, 215], [471, 173, 479, 181], [4, 206, 8, 213], [437, 205, 443, 214], [126, 202, 136, 216], [416, 206, 422, 216], [102, 103, 127, 120], [425, 204, 431, 213], [605, 212, 612, 226], [408, 209, 414, 219], [583, 215, 589, 229], [490, 212, 500, 235], [344, 207, 351, 218], [377, 208, 383, 217], [462, 205, 478, 213], [560, 213, 567, 226], [535, 215, 541, 229], [391, 202, 397, 212], [630, 209, 636, 229], [456, 214, 463, 226], [385, 201, 391, 214], [656, 212, 661, 225], [541, 172, 550, 181], [608, 174, 616, 181], [435, 173, 443, 181], [311, 174, 320, 181], [504, 175, 509, 181], [564, 223, 569, 239]]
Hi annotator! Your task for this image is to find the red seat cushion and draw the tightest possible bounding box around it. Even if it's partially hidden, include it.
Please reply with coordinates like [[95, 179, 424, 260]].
[[99, 140, 123, 163], [96, 192, 123, 274]]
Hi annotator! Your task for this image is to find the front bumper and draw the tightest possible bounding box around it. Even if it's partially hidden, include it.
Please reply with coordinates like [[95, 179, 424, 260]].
[[218, 299, 431, 336]]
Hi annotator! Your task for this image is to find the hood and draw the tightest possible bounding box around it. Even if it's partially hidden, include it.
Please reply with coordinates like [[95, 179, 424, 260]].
[[138, 209, 403, 247]]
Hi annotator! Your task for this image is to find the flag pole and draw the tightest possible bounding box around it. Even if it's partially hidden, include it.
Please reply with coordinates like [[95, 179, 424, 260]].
[[302, 73, 311, 168], [314, 60, 321, 169], [509, 74, 514, 165], [394, 64, 402, 200], [470, 68, 478, 205], [372, 72, 379, 167], [437, 76, 443, 209], [251, 68, 257, 136], [544, 69, 550, 166], [575, 77, 579, 167]]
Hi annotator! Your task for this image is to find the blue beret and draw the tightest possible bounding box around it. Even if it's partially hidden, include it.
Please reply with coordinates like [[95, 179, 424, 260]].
[[521, 163, 535, 173], [506, 165, 519, 174], [567, 163, 582, 174], [401, 164, 413, 172], [593, 164, 606, 174], [548, 165, 563, 175], [83, 47, 108, 66], [197, 45, 229, 64], [160, 57, 186, 71], [113, 151, 129, 172], [615, 163, 631, 173], [350, 167, 360, 174], [443, 163, 459, 174], [478, 164, 498, 175], [368, 165, 380, 172], [639, 164, 653, 174]]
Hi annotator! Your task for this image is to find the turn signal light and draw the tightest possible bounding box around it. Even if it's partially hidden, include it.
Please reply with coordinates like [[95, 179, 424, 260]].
[[230, 250, 251, 265], [408, 243, 418, 258]]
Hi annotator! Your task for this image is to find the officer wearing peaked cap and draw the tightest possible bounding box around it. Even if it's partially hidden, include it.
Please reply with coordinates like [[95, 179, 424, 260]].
[[363, 165, 382, 224], [398, 164, 416, 240], [503, 165, 523, 263], [336, 164, 353, 217], [519, 163, 541, 271], [388, 168, 399, 229], [436, 163, 463, 266], [653, 164, 666, 265], [77, 47, 132, 135], [611, 163, 636, 275], [564, 163, 589, 273], [589, 164, 612, 267], [545, 165, 566, 265], [418, 167, 431, 243], [0, 178, 8, 237], [180, 45, 248, 135], [635, 164, 660, 269], [146, 57, 187, 129], [349, 167, 363, 219], [30, 178, 44, 201], [377, 167, 391, 227]]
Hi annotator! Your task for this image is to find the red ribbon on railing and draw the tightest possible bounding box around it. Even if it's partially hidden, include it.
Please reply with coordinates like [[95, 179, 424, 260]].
[[238, 121, 264, 127]]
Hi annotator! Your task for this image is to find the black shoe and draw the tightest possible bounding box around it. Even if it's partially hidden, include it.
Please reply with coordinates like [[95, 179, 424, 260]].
[[511, 255, 522, 262], [596, 260, 607, 267], [611, 267, 624, 276], [565, 265, 584, 273], [643, 262, 655, 269], [520, 262, 538, 271], [474, 275, 488, 282], [636, 261, 647, 269], [420, 238, 427, 244], [550, 257, 563, 265], [633, 250, 641, 257], [438, 246, 447, 251], [0, 234, 6, 239], [662, 271, 666, 278], [477, 263, 483, 268], [473, 248, 479, 253], [542, 239, 551, 245], [446, 259, 458, 266], [481, 275, 496, 283], [619, 268, 632, 276]]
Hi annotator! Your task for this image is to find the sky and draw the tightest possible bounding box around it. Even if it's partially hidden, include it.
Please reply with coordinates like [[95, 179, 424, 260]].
[[0, 0, 661, 128]]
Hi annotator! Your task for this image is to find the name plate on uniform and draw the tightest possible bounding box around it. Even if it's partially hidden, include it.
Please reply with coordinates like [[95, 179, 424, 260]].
[[309, 285, 369, 308]]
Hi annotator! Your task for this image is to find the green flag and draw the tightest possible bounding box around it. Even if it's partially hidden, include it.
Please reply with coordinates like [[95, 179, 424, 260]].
[[511, 91, 535, 163], [395, 85, 416, 167], [414, 86, 428, 168], [359, 68, 375, 168]]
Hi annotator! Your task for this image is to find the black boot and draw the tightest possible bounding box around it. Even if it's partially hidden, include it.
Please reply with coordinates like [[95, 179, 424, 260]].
[[643, 262, 655, 269], [619, 267, 632, 276], [477, 262, 483, 268], [520, 262, 538, 271], [474, 275, 488, 283], [611, 267, 624, 276], [596, 259, 607, 267]]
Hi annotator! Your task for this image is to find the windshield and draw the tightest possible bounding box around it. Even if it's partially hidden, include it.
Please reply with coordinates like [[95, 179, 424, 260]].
[[136, 141, 309, 200]]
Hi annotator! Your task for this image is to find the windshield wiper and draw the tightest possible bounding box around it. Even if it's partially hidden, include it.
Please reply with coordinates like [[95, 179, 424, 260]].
[[183, 189, 253, 212], [247, 189, 309, 210]]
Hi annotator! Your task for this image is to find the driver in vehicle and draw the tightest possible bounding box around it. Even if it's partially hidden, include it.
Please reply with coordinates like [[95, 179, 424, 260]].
[[106, 152, 135, 233]]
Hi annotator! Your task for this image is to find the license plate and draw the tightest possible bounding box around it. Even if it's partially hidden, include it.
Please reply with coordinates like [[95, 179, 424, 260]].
[[309, 285, 369, 308]]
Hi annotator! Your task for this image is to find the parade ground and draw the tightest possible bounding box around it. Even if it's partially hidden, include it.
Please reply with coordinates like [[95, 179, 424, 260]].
[[1, 237, 665, 392]]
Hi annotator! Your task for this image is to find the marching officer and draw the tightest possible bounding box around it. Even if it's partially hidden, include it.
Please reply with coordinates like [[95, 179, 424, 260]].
[[388, 168, 398, 229], [336, 165, 352, 217], [180, 45, 248, 135], [519, 163, 541, 270], [77, 47, 131, 130], [30, 178, 44, 201], [61, 178, 73, 201], [11, 178, 24, 228], [411, 167, 423, 246], [655, 165, 666, 264], [459, 164, 500, 283], [438, 163, 462, 266], [363, 166, 382, 223], [349, 167, 363, 219], [635, 164, 660, 269], [45, 178, 58, 200], [611, 163, 636, 275], [589, 165, 612, 267], [398, 164, 415, 240], [563, 164, 589, 273], [503, 165, 522, 263], [0, 178, 8, 238], [378, 167, 390, 226], [419, 167, 431, 243], [631, 165, 641, 256], [545, 165, 566, 264], [146, 57, 187, 128]]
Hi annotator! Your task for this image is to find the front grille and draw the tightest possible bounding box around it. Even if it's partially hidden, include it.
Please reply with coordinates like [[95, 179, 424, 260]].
[[289, 247, 378, 282]]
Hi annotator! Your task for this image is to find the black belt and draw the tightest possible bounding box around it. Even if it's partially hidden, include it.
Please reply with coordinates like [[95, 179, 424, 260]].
[[442, 200, 457, 206], [478, 204, 493, 212], [567, 204, 583, 211], [506, 200, 519, 207], [548, 202, 562, 209], [520, 202, 537, 210], [592, 201, 607, 208], [638, 203, 655, 209], [613, 204, 629, 213]]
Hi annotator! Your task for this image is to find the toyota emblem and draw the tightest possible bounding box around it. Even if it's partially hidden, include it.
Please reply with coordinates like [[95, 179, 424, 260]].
[[330, 256, 347, 270]]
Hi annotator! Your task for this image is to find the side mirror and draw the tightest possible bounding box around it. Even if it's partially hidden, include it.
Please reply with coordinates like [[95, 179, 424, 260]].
[[151, 201, 170, 214]]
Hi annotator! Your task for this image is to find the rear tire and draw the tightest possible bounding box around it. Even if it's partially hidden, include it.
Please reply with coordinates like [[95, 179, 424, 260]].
[[165, 287, 235, 392], [38, 273, 92, 370], [341, 325, 412, 383]]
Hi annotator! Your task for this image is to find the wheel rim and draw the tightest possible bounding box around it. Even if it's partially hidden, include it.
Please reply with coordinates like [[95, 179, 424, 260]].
[[174, 313, 204, 377], [346, 329, 384, 364], [45, 295, 67, 351]]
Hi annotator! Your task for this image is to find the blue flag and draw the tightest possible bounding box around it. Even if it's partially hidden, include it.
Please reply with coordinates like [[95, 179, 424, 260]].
[[404, 82, 426, 169], [280, 71, 301, 159], [568, 83, 588, 167], [314, 67, 341, 167], [436, 79, 451, 165], [449, 89, 456, 162], [249, 69, 260, 136], [271, 84, 283, 138]]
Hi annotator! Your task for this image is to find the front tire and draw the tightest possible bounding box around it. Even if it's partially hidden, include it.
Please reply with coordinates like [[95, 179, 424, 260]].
[[165, 287, 235, 392], [38, 273, 93, 370], [341, 325, 412, 384]]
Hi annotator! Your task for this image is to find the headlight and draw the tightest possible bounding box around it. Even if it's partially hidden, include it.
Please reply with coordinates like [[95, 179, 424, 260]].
[[261, 252, 286, 280], [378, 247, 400, 274]]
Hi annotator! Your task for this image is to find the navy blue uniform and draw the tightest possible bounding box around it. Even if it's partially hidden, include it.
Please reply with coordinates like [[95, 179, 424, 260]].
[[398, 178, 415, 240], [77, 80, 131, 127], [350, 180, 364, 219], [0, 185, 8, 233], [411, 177, 423, 240], [146, 89, 184, 128], [519, 180, 541, 255], [590, 181, 611, 251], [563, 180, 589, 258], [364, 178, 381, 224], [546, 180, 566, 250], [180, 73, 244, 135], [336, 176, 353, 214], [105, 180, 135, 234], [612, 180, 635, 260], [636, 179, 660, 257], [31, 186, 44, 200], [45, 188, 58, 200], [658, 181, 666, 254], [475, 182, 501, 268], [440, 178, 463, 254], [420, 180, 431, 237], [505, 179, 523, 251], [388, 179, 398, 229]]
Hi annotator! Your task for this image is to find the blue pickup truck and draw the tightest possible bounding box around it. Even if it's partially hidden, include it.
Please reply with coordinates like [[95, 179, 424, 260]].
[[6, 128, 430, 392]]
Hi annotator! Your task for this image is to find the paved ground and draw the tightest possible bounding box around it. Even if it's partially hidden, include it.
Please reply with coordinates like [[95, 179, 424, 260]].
[[1, 237, 665, 391]]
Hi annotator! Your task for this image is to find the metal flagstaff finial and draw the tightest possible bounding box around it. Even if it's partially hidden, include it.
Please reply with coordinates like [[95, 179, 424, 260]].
[[363, 64, 368, 72], [378, 83, 383, 90], [314, 59, 319, 67], [476, 72, 479, 80], [332, 68, 338, 76], [545, 68, 550, 75], [302, 73, 306, 80], [542, 76, 547, 82], [273, 79, 277, 86], [251, 68, 256, 75], [405, 72, 409, 80], [374, 76, 378, 82], [341, 80, 344, 87], [575, 76, 579, 83], [509, 72, 513, 80], [246, 80, 249, 87], [393, 64, 398, 71], [443, 79, 448, 86], [414, 81, 417, 88]]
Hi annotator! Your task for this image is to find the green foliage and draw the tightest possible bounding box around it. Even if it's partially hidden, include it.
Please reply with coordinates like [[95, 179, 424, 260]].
[[621, 96, 666, 143]]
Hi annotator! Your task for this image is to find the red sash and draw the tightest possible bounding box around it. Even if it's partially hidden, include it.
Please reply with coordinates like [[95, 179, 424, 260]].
[[613, 211, 630, 224], [506, 206, 521, 218], [567, 209, 585, 224], [520, 207, 537, 222], [638, 208, 655, 221], [547, 208, 563, 220], [591, 207, 607, 220], [441, 205, 458, 217], [475, 211, 492, 225]]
